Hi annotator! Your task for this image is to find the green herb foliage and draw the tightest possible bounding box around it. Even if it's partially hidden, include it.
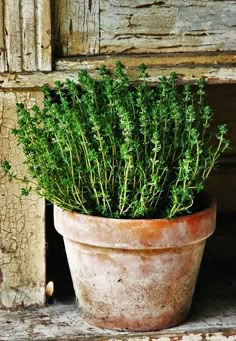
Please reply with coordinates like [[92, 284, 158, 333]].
[[1, 62, 229, 218]]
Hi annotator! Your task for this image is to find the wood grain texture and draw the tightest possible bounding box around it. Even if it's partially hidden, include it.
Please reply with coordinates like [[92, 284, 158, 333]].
[[0, 299, 236, 339], [0, 90, 45, 308], [4, 1, 22, 72], [1, 50, 236, 93], [21, 0, 37, 71], [53, 0, 99, 57], [0, 0, 6, 72], [0, 0, 52, 72], [1, 64, 236, 91], [36, 0, 52, 71], [55, 52, 236, 70], [100, 0, 236, 54]]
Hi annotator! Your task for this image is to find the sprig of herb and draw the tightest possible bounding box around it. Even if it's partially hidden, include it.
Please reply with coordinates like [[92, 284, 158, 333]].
[[1, 63, 230, 219]]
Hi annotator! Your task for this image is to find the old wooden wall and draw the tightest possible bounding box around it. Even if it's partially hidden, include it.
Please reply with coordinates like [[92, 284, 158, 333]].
[[53, 0, 236, 56], [0, 0, 51, 72], [0, 0, 236, 308], [0, 0, 51, 308], [0, 92, 45, 308]]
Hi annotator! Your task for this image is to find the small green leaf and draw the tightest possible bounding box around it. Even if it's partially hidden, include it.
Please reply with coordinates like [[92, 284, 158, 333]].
[[1, 160, 11, 174]]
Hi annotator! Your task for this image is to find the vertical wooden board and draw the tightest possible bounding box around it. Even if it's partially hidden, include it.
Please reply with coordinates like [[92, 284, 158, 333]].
[[2, 0, 52, 72], [0, 91, 45, 308], [0, 0, 6, 72], [53, 0, 99, 57], [35, 0, 52, 71], [21, 0, 37, 71], [100, 0, 236, 54], [4, 1, 22, 71]]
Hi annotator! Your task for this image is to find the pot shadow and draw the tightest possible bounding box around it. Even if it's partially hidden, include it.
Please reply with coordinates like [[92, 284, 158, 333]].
[[46, 202, 75, 303]]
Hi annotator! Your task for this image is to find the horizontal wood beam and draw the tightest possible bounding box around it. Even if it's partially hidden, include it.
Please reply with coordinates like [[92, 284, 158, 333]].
[[54, 52, 236, 84], [1, 65, 236, 91], [55, 52, 236, 70]]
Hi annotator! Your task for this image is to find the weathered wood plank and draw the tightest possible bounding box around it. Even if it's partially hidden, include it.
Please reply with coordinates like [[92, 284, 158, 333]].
[[0, 0, 52, 72], [0, 289, 236, 339], [35, 0, 52, 71], [21, 0, 37, 71], [1, 66, 236, 91], [0, 90, 45, 308], [53, 0, 99, 57], [4, 1, 22, 72], [0, 0, 6, 72], [55, 52, 236, 70], [100, 0, 236, 54]]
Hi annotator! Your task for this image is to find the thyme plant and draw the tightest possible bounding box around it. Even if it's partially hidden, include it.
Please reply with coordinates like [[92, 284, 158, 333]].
[[2, 62, 229, 219]]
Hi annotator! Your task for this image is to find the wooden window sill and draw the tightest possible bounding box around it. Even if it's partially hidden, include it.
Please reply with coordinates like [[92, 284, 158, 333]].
[[1, 53, 236, 91]]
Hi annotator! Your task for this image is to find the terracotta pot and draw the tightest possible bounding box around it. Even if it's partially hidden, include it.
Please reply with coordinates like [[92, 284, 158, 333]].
[[54, 195, 216, 331]]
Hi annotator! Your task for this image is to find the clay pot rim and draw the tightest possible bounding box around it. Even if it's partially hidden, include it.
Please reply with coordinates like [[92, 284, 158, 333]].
[[54, 193, 216, 249], [64, 192, 216, 224]]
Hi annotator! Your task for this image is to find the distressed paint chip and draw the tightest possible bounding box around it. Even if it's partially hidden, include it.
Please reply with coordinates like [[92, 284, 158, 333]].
[[0, 91, 45, 309]]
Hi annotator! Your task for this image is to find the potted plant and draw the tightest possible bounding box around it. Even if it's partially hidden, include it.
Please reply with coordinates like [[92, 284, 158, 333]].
[[1, 62, 229, 331]]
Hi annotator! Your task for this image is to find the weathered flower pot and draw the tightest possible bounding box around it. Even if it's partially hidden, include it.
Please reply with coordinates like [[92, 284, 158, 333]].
[[54, 196, 216, 331]]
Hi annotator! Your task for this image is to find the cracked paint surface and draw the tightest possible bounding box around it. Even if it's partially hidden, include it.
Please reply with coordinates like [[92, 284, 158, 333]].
[[0, 91, 45, 308]]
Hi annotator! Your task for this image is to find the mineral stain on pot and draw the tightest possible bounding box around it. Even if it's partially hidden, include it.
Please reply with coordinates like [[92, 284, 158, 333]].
[[54, 196, 216, 331]]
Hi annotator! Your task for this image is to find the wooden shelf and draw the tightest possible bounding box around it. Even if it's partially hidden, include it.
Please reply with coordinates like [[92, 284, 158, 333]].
[[55, 52, 236, 84], [1, 53, 236, 91], [1, 214, 236, 340]]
